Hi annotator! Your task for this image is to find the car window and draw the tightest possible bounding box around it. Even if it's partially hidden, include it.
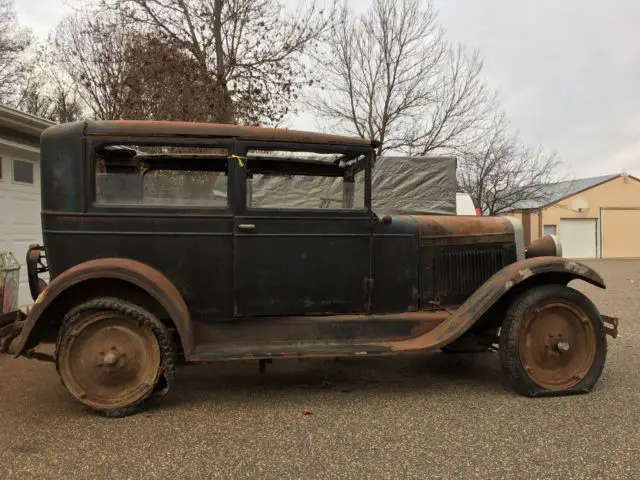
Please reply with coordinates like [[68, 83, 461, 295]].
[[246, 149, 366, 210], [95, 144, 229, 208]]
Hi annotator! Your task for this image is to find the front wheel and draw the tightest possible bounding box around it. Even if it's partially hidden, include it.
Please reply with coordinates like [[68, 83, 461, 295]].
[[500, 285, 606, 397], [56, 297, 176, 417]]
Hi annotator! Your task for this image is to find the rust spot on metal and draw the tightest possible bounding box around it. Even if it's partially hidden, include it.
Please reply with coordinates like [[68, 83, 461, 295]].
[[414, 215, 514, 245]]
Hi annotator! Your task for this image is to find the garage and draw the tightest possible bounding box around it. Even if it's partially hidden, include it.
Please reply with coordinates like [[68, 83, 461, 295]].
[[0, 105, 53, 305], [559, 218, 597, 259], [601, 208, 640, 258], [505, 174, 640, 259]]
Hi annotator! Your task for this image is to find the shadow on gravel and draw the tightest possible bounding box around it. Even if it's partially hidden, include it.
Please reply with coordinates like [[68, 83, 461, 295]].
[[151, 351, 505, 412]]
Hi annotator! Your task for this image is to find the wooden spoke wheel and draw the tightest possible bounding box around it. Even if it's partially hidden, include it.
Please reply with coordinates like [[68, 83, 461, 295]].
[[500, 285, 606, 397], [56, 298, 174, 417]]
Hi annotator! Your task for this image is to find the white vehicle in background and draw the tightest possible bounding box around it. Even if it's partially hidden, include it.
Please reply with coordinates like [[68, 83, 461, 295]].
[[456, 192, 480, 215]]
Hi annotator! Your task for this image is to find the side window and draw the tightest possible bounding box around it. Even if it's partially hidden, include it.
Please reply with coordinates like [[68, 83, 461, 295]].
[[95, 144, 229, 208], [246, 149, 366, 210], [13, 159, 34, 184]]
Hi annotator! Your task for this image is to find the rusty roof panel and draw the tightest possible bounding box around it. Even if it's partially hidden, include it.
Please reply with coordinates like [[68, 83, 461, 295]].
[[84, 120, 376, 147]]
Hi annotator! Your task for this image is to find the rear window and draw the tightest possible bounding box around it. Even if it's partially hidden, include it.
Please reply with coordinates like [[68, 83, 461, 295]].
[[94, 144, 229, 208]]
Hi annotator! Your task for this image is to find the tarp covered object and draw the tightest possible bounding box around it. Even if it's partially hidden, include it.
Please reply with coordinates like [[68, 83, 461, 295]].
[[250, 155, 457, 215], [371, 156, 457, 215]]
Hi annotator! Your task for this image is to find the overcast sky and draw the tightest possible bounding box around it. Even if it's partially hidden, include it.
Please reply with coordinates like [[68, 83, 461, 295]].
[[13, 0, 640, 179]]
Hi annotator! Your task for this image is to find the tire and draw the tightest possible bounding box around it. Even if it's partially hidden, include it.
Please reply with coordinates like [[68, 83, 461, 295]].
[[56, 297, 176, 417], [500, 285, 606, 397]]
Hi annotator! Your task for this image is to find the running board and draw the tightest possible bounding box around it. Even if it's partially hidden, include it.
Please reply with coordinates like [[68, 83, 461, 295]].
[[188, 310, 453, 361], [191, 341, 392, 361]]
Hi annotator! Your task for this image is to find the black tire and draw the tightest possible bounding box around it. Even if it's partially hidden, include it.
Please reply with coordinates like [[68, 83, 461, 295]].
[[500, 285, 606, 397], [56, 297, 176, 418]]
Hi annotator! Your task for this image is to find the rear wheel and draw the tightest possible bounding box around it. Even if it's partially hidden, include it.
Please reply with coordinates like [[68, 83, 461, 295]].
[[500, 285, 606, 397], [56, 297, 176, 417]]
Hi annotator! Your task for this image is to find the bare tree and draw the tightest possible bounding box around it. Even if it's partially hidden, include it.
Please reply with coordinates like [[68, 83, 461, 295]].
[[310, 0, 496, 155], [0, 0, 32, 104], [457, 115, 562, 215], [16, 69, 83, 123], [99, 0, 336, 125], [14, 42, 83, 123], [51, 13, 141, 120]]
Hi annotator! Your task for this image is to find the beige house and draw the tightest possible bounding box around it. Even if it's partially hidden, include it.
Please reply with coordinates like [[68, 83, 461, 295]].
[[505, 174, 640, 259]]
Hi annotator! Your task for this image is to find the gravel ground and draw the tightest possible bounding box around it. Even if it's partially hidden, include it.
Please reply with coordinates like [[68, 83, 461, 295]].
[[0, 259, 638, 479]]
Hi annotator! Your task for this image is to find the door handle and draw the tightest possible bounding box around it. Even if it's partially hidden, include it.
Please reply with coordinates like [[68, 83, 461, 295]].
[[238, 223, 256, 230]]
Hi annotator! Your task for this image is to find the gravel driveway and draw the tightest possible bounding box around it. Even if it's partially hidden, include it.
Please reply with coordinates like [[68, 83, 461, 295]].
[[0, 259, 637, 479]]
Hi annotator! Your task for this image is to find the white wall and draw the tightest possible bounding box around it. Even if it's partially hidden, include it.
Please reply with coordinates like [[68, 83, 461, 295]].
[[0, 143, 42, 307]]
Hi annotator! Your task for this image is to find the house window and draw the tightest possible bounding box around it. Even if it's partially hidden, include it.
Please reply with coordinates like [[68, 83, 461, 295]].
[[13, 159, 34, 184], [544, 224, 557, 236]]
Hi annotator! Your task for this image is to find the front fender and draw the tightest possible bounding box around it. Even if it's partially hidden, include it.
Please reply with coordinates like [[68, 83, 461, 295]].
[[388, 257, 605, 352], [13, 258, 194, 357]]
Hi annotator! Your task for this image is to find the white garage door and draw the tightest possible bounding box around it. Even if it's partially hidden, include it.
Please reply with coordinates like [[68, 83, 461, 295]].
[[0, 156, 43, 307], [559, 218, 597, 259]]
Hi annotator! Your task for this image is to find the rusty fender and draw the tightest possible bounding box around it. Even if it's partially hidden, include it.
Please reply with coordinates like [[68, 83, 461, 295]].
[[388, 256, 606, 353], [12, 258, 194, 358]]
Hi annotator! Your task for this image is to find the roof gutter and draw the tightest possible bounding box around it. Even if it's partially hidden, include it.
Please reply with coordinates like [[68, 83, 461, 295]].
[[0, 104, 55, 138]]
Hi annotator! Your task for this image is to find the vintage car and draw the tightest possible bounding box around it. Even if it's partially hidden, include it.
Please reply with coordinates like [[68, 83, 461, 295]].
[[0, 120, 618, 417]]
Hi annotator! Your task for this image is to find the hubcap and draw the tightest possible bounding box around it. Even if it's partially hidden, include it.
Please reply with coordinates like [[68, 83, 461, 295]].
[[57, 311, 161, 410], [518, 301, 596, 390]]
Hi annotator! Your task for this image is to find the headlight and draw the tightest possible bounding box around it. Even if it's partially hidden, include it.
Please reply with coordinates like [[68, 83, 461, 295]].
[[525, 235, 563, 258]]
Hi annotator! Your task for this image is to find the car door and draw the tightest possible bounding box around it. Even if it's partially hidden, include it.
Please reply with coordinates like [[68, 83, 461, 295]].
[[232, 142, 373, 317]]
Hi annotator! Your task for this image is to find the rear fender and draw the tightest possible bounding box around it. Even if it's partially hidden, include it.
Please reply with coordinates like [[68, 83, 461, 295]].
[[13, 258, 194, 358], [388, 257, 606, 352]]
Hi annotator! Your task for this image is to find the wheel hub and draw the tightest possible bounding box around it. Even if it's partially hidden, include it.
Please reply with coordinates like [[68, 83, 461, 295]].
[[102, 352, 119, 366], [57, 311, 161, 410], [518, 301, 596, 390], [555, 340, 571, 353]]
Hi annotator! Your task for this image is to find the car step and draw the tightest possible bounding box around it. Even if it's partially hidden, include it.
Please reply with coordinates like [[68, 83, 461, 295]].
[[191, 341, 392, 361]]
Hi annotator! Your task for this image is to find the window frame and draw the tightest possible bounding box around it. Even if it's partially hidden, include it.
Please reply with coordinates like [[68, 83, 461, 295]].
[[12, 158, 35, 185], [86, 137, 236, 215], [235, 140, 373, 217]]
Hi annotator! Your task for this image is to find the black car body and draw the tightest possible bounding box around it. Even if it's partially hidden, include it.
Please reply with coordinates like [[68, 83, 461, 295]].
[[0, 120, 618, 417]]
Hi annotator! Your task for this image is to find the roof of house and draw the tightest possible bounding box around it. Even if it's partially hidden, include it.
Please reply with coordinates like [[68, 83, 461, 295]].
[[508, 174, 623, 211], [0, 104, 55, 138], [0, 104, 55, 136]]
